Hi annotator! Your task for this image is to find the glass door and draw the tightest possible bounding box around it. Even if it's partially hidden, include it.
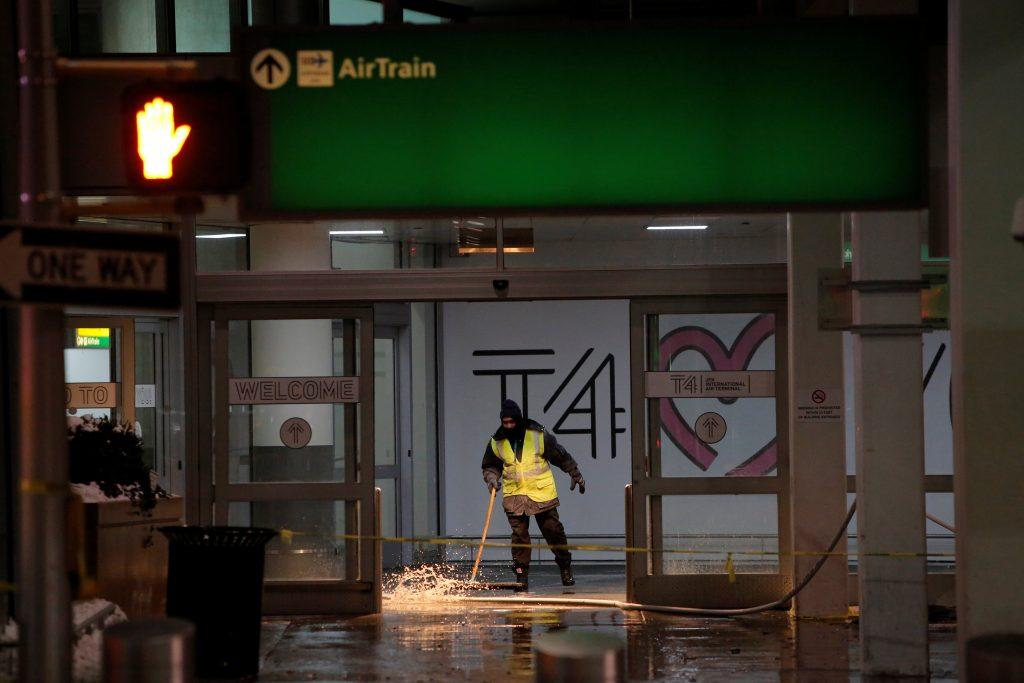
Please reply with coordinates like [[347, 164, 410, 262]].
[[628, 298, 791, 608], [373, 326, 413, 568], [200, 304, 379, 615]]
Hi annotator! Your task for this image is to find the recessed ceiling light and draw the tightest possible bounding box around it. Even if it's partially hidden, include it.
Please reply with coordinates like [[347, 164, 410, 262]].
[[196, 233, 246, 239], [645, 225, 708, 231], [330, 229, 385, 235]]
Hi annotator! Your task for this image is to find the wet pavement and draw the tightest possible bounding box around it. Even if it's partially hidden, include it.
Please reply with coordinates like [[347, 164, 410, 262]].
[[256, 567, 958, 682]]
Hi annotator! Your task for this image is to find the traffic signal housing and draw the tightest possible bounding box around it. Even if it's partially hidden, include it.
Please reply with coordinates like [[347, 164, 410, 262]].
[[122, 79, 250, 194]]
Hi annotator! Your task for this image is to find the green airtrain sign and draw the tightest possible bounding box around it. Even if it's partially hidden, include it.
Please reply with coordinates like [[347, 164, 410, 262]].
[[240, 21, 924, 217]]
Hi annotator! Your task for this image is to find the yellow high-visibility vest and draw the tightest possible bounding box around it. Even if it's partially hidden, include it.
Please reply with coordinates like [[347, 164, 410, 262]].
[[492, 429, 557, 502]]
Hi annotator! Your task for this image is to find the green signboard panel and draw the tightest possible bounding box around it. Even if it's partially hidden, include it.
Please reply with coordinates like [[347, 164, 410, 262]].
[[241, 21, 923, 216]]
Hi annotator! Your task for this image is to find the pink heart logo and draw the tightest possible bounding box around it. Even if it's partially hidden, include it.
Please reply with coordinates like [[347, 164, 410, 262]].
[[659, 314, 777, 476]]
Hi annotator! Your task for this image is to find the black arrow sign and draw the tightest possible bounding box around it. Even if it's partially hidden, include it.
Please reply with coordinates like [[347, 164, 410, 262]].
[[256, 53, 284, 85], [286, 422, 305, 444], [701, 416, 720, 439]]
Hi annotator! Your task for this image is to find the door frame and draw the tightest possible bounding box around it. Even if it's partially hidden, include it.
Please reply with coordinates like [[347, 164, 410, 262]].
[[196, 302, 380, 615], [628, 296, 792, 608], [372, 323, 415, 567]]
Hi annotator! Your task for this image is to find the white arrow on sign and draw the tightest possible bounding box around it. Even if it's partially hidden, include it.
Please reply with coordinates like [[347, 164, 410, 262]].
[[0, 230, 167, 299]]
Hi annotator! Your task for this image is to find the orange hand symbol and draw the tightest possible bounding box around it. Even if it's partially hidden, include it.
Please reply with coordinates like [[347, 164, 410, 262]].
[[136, 98, 191, 179]]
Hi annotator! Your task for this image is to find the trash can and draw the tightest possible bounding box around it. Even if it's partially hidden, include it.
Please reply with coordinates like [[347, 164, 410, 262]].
[[159, 526, 277, 679], [103, 618, 194, 683]]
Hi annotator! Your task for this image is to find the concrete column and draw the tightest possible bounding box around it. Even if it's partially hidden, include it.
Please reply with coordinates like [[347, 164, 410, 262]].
[[851, 212, 928, 676], [949, 0, 1024, 673], [787, 213, 848, 618]]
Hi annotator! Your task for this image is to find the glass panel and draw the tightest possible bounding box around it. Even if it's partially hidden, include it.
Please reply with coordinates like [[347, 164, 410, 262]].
[[197, 226, 249, 271], [227, 319, 359, 484], [77, 0, 157, 53], [376, 479, 397, 537], [229, 501, 348, 580], [64, 326, 119, 422], [653, 494, 779, 575], [375, 338, 396, 466], [329, 0, 382, 24], [174, 0, 231, 53], [653, 313, 778, 477], [504, 215, 786, 269]]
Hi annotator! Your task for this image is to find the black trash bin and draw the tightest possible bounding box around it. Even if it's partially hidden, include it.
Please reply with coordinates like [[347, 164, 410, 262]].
[[160, 526, 277, 679]]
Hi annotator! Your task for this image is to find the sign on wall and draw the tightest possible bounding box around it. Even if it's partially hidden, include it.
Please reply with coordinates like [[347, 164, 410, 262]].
[[795, 386, 843, 422], [241, 21, 923, 217], [645, 371, 775, 398]]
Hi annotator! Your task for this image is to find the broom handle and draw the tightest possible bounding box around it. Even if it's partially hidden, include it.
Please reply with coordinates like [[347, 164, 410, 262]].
[[471, 487, 498, 582]]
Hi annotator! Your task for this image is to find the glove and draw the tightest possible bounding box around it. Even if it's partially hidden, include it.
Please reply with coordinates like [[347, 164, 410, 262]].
[[570, 471, 586, 495], [483, 470, 500, 492]]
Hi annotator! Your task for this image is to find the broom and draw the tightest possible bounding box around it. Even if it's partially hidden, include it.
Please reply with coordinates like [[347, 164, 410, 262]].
[[465, 486, 519, 590]]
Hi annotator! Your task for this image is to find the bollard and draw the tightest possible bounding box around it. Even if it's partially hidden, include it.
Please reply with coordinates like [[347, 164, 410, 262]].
[[534, 631, 625, 683], [966, 634, 1024, 682], [103, 618, 194, 683]]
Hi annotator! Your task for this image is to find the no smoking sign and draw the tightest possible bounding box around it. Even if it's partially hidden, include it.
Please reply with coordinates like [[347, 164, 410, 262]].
[[796, 387, 842, 422]]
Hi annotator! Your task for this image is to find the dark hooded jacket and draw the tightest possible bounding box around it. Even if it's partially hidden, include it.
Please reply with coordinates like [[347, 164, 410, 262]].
[[481, 418, 582, 495]]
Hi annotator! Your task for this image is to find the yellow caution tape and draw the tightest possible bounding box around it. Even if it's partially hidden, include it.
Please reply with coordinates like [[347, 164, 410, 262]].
[[279, 529, 294, 546], [274, 529, 954, 559], [725, 553, 736, 583]]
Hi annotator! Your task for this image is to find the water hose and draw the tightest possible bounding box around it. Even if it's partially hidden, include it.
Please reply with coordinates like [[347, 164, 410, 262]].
[[458, 500, 858, 617]]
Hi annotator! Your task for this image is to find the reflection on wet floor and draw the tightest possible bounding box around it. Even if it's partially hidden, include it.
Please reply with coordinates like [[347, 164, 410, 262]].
[[256, 566, 958, 682]]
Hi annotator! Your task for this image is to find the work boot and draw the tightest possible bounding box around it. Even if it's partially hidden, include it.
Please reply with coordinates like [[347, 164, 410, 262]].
[[558, 561, 575, 587], [513, 563, 529, 592]]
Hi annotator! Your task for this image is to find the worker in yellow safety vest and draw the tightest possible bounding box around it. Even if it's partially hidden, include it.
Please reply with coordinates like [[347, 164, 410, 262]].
[[481, 399, 585, 592]]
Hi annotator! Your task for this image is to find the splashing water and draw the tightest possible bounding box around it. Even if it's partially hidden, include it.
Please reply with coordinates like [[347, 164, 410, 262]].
[[383, 564, 496, 608]]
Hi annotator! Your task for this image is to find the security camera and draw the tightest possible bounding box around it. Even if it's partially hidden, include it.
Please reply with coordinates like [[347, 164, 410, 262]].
[[492, 279, 509, 291], [1014, 197, 1024, 243]]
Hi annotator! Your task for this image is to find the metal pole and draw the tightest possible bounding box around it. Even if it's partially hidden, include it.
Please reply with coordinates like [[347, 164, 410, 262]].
[[15, 0, 70, 681], [176, 213, 201, 523]]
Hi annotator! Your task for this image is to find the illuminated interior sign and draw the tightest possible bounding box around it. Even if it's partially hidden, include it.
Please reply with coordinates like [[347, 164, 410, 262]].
[[136, 97, 191, 180], [75, 327, 111, 349]]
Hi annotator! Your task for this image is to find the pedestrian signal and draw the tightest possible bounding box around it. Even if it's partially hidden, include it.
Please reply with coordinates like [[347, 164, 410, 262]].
[[122, 80, 249, 193]]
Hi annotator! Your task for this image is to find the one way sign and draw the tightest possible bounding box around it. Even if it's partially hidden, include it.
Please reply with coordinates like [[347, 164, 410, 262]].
[[0, 224, 180, 309]]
